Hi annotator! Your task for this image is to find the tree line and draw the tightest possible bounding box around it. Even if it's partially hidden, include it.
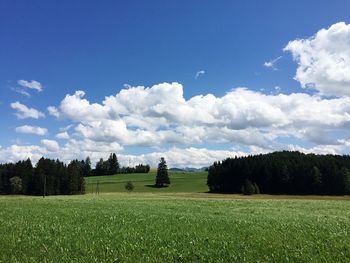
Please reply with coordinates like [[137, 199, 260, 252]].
[[0, 158, 86, 195], [92, 153, 150, 176], [207, 151, 350, 195], [0, 152, 152, 195]]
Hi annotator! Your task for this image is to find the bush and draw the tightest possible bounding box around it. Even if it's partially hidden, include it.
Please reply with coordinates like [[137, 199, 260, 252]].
[[125, 181, 135, 192], [242, 179, 255, 195]]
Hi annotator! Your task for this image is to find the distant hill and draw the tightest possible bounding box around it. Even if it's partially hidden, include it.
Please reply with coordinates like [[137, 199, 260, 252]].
[[169, 167, 208, 172]]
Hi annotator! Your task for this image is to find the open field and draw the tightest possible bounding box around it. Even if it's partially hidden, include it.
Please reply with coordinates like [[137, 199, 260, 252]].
[[85, 171, 208, 193], [0, 193, 350, 262]]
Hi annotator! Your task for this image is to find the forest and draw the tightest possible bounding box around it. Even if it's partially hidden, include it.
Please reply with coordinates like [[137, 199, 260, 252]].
[[0, 157, 86, 195], [207, 151, 350, 195], [0, 153, 151, 195]]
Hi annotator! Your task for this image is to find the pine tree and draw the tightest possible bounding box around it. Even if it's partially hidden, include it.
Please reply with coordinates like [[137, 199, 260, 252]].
[[310, 166, 322, 194], [108, 153, 119, 175], [339, 167, 350, 195], [155, 157, 170, 187], [83, 157, 92, 177], [95, 158, 105, 176]]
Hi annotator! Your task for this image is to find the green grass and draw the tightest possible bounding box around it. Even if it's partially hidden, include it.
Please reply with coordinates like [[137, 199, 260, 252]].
[[85, 171, 208, 193], [0, 194, 350, 262]]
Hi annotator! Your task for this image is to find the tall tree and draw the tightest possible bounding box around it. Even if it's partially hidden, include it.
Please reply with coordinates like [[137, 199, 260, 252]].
[[95, 158, 105, 176], [108, 153, 119, 175], [83, 157, 92, 177], [155, 157, 170, 187]]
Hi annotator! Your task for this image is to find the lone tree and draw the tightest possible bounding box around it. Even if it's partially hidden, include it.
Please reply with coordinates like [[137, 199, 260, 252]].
[[155, 157, 170, 187]]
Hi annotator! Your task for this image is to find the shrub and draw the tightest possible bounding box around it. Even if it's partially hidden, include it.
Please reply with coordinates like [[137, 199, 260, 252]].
[[125, 181, 135, 192], [9, 176, 23, 194], [242, 179, 255, 195]]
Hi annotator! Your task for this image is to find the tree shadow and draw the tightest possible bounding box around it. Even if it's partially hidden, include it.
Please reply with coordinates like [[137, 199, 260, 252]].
[[145, 184, 169, 188]]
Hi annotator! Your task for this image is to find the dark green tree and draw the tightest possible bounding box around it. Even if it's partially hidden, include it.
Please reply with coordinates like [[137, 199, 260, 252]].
[[108, 153, 119, 175], [83, 156, 92, 177], [339, 167, 350, 195], [95, 158, 107, 176], [310, 166, 322, 194], [155, 157, 170, 187], [67, 160, 81, 194]]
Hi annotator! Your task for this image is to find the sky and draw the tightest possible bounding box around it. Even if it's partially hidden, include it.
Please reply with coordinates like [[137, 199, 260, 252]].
[[1, 0, 350, 168]]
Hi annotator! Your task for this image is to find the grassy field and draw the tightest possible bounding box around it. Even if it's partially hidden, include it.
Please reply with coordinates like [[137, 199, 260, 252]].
[[2, 173, 350, 262], [0, 194, 350, 262], [85, 171, 208, 193]]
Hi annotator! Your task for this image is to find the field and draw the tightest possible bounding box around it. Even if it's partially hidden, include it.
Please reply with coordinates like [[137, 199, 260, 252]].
[[1, 172, 350, 262], [85, 171, 208, 193]]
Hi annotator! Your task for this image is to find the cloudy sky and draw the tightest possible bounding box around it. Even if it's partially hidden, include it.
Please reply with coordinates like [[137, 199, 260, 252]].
[[1, 1, 350, 168]]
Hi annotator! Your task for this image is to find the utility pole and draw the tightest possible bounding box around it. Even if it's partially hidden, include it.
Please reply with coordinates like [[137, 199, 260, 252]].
[[96, 181, 100, 195]]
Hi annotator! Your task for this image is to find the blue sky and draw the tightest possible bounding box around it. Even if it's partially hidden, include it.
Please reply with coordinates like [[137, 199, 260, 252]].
[[1, 1, 350, 167]]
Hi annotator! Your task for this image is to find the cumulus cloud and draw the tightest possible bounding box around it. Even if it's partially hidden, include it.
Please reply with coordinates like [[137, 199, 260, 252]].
[[17, 80, 43, 92], [284, 22, 350, 96], [10, 101, 45, 119], [56, 131, 70, 139], [7, 80, 350, 166], [47, 106, 61, 118], [0, 145, 46, 164], [263, 56, 282, 70], [0, 142, 244, 168], [41, 139, 59, 152], [195, 70, 205, 79], [46, 82, 350, 150], [118, 147, 246, 168], [15, 125, 48, 136]]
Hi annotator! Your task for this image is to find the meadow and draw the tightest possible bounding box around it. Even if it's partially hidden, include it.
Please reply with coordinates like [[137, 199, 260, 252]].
[[0, 172, 350, 262], [85, 171, 208, 193]]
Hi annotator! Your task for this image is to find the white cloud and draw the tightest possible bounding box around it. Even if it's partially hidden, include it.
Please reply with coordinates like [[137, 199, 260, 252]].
[[11, 87, 31, 97], [47, 106, 60, 118], [10, 101, 45, 119], [195, 70, 205, 79], [45, 82, 350, 151], [118, 147, 246, 168], [0, 144, 46, 164], [263, 56, 282, 70], [41, 139, 59, 152], [17, 80, 43, 92], [284, 22, 350, 96], [0, 142, 243, 168], [56, 139, 124, 164], [56, 131, 70, 139], [59, 125, 73, 132], [15, 125, 48, 136], [6, 81, 350, 166], [48, 90, 107, 121]]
